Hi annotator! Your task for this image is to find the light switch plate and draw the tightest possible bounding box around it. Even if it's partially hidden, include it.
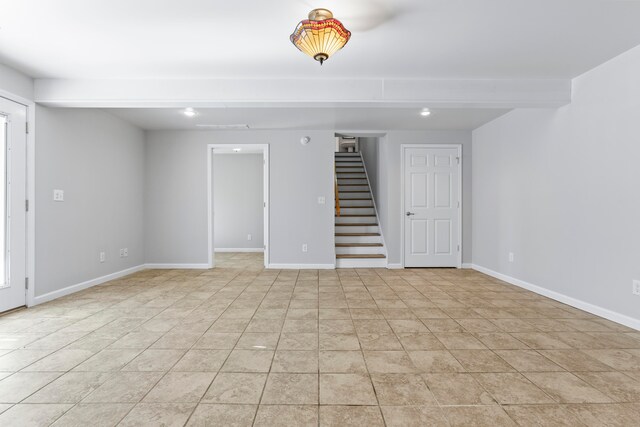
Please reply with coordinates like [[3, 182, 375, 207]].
[[317, 196, 326, 205], [53, 189, 64, 202], [633, 280, 640, 296]]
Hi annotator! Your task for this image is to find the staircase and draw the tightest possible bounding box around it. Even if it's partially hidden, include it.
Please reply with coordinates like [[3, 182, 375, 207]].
[[334, 152, 387, 268]]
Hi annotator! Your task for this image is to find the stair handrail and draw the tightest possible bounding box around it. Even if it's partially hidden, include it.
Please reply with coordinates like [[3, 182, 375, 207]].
[[335, 161, 341, 217]]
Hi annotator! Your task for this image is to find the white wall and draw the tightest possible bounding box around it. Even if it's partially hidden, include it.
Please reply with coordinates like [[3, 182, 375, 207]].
[[213, 153, 264, 250], [376, 131, 473, 266], [35, 107, 145, 299], [0, 63, 33, 101], [472, 45, 640, 327], [145, 130, 335, 267], [359, 137, 379, 198]]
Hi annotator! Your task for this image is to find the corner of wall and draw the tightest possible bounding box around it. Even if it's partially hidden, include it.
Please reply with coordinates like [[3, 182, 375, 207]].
[[0, 63, 34, 102]]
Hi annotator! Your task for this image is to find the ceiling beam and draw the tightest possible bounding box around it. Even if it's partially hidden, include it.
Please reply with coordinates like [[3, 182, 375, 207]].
[[34, 78, 571, 108]]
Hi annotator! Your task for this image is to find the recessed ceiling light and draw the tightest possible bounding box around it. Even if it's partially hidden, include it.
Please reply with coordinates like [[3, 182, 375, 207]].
[[420, 109, 431, 117], [233, 148, 242, 152], [183, 108, 197, 117]]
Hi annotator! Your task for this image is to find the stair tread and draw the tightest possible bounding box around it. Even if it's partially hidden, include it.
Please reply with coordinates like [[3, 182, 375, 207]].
[[336, 254, 386, 259], [338, 184, 369, 186], [336, 233, 380, 236], [335, 223, 378, 226], [339, 191, 370, 193], [336, 205, 373, 208], [336, 214, 376, 217], [336, 243, 383, 247], [340, 198, 372, 200]]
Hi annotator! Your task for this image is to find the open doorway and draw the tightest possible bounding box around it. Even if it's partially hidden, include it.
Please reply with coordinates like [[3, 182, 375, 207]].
[[333, 133, 388, 267], [207, 144, 269, 268]]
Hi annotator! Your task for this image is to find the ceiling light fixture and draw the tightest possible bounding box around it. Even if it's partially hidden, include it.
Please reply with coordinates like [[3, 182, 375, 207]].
[[290, 9, 351, 65], [420, 109, 431, 117], [183, 108, 197, 117]]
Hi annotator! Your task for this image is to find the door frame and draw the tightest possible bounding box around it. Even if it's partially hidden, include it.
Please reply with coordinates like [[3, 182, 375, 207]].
[[400, 144, 462, 269], [207, 143, 270, 268], [0, 91, 35, 308]]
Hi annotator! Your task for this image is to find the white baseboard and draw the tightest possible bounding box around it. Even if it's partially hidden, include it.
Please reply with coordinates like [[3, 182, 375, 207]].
[[471, 264, 640, 331], [267, 263, 336, 270], [144, 263, 211, 270], [32, 264, 146, 306], [386, 263, 472, 269], [215, 248, 264, 253]]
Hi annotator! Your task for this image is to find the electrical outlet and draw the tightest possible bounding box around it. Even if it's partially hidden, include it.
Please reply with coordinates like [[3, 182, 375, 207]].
[[633, 280, 640, 296], [99, 252, 106, 263], [119, 248, 124, 257], [509, 252, 514, 263], [302, 244, 308, 253], [123, 248, 128, 257], [247, 234, 252, 241], [317, 196, 325, 205], [53, 189, 64, 202]]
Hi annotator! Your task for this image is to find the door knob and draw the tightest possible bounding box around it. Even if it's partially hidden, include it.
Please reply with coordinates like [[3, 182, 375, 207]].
[[406, 212, 415, 216]]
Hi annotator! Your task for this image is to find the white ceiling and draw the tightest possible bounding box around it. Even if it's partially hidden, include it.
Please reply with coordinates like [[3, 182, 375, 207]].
[[1, 0, 640, 80], [106, 107, 509, 131]]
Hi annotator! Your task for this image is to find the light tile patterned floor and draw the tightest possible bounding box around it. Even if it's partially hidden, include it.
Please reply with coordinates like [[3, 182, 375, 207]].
[[0, 252, 639, 426]]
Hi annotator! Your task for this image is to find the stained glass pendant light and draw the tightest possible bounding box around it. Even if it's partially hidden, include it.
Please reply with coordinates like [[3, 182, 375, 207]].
[[290, 8, 351, 65]]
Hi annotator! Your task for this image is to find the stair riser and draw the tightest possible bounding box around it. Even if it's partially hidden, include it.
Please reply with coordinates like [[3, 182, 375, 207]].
[[338, 192, 370, 199], [339, 201, 373, 207], [335, 153, 361, 157], [335, 161, 362, 166], [337, 178, 368, 184], [335, 217, 377, 224], [337, 174, 367, 178], [336, 247, 386, 255], [336, 258, 388, 268], [335, 235, 382, 244], [338, 185, 369, 192], [335, 225, 379, 233], [337, 207, 375, 215], [335, 168, 365, 172]]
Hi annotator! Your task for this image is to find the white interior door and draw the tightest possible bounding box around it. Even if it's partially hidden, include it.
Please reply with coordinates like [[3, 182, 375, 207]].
[[0, 98, 27, 312], [404, 146, 460, 267]]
